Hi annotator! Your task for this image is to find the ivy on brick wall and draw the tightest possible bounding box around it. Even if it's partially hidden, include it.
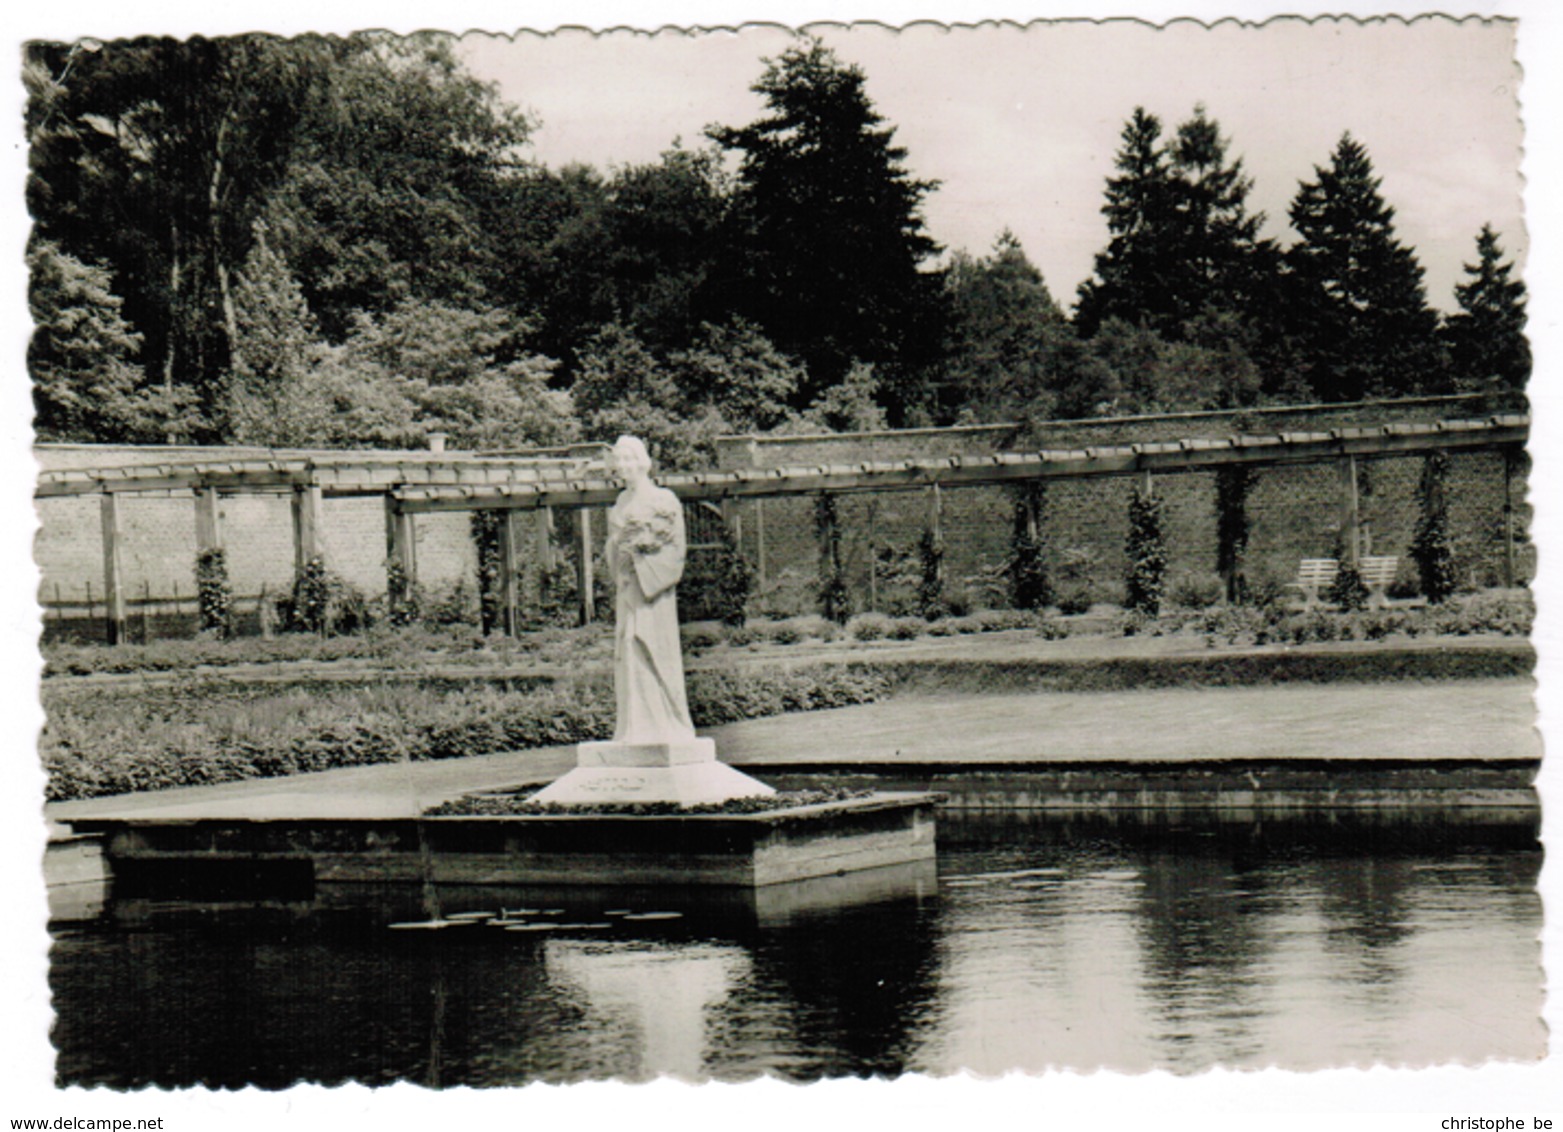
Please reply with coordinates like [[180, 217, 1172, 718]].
[[194, 547, 231, 637], [814, 493, 850, 624], [1215, 465, 1255, 603], [1413, 451, 1458, 604], [1008, 481, 1050, 610], [471, 510, 504, 634], [1124, 487, 1167, 616], [385, 557, 421, 627], [916, 526, 945, 620]]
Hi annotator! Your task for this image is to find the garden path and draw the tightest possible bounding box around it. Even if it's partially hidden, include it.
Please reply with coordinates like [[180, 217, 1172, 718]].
[[47, 676, 1536, 826]]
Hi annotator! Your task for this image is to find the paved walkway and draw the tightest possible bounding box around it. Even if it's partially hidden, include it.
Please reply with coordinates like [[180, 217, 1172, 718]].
[[47, 676, 1537, 826]]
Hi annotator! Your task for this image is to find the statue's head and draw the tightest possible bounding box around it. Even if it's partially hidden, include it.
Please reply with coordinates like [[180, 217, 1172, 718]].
[[612, 435, 652, 478]]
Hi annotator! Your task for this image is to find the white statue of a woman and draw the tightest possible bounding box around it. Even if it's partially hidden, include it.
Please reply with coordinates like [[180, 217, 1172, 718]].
[[605, 435, 696, 743], [530, 435, 772, 803]]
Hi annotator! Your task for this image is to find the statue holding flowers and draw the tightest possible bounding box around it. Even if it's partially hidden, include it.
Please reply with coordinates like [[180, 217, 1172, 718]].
[[606, 435, 696, 743]]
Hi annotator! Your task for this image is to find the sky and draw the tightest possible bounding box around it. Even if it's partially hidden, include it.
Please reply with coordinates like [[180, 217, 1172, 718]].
[[460, 17, 1525, 313]]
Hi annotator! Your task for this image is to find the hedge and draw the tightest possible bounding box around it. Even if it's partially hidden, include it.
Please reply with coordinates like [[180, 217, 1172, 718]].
[[42, 664, 896, 802]]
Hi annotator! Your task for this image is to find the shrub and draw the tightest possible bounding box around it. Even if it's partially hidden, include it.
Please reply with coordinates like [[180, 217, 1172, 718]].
[[1244, 567, 1289, 611], [767, 622, 803, 645], [815, 494, 850, 624], [782, 614, 838, 642], [683, 516, 753, 628], [1215, 465, 1256, 603], [1168, 571, 1225, 610], [726, 625, 759, 647], [471, 511, 505, 635], [926, 619, 958, 637], [1329, 562, 1369, 612], [1055, 585, 1094, 616], [887, 616, 925, 641], [1117, 609, 1151, 637], [848, 612, 892, 641], [681, 623, 724, 651], [1124, 489, 1167, 616], [1037, 618, 1069, 641], [424, 577, 480, 627], [290, 555, 332, 634], [949, 615, 984, 635], [1386, 558, 1422, 601], [195, 547, 232, 637], [974, 609, 1035, 632]]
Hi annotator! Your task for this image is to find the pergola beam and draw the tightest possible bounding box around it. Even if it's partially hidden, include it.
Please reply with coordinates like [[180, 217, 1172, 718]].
[[391, 418, 1529, 514]]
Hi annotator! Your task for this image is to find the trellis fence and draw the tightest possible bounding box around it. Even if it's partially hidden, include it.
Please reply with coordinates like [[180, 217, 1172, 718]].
[[35, 414, 1529, 643]]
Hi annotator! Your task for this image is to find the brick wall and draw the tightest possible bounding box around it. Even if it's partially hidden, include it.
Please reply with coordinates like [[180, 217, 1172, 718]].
[[35, 394, 1530, 639], [711, 395, 1530, 617], [34, 444, 568, 641]]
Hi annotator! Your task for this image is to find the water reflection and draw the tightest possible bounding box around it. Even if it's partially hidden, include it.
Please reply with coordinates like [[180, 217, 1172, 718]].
[[49, 808, 1542, 1085], [546, 941, 749, 1080]]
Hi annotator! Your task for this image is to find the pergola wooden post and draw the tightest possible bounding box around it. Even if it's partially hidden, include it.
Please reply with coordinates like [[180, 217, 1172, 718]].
[[500, 509, 523, 636], [194, 486, 222, 553], [99, 493, 126, 645], [384, 495, 417, 587], [292, 483, 323, 574], [576, 508, 596, 626]]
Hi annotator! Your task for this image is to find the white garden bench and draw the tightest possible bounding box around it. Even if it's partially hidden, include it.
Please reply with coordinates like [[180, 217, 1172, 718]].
[[1289, 558, 1338, 609], [1359, 555, 1399, 605], [1289, 555, 1400, 608]]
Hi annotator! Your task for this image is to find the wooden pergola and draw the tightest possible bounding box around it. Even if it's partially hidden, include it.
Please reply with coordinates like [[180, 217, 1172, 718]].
[[36, 416, 1529, 642]]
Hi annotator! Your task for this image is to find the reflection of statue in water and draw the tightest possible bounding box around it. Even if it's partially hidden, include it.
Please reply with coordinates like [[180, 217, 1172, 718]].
[[606, 435, 695, 744]]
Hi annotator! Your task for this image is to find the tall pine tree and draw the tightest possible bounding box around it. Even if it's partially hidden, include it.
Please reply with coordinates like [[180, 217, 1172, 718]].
[[1284, 133, 1445, 401], [1443, 224, 1529, 397], [707, 37, 942, 412], [1076, 106, 1275, 342]]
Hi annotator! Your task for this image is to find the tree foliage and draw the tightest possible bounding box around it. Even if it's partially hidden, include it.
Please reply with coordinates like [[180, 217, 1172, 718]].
[[27, 34, 1525, 456], [1284, 133, 1445, 401], [28, 239, 206, 443], [709, 37, 942, 409], [1443, 224, 1529, 396], [1076, 106, 1274, 343], [939, 231, 1070, 422]]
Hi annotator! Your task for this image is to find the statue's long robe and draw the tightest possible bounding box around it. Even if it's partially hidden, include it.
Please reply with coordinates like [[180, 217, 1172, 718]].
[[607, 487, 695, 743]]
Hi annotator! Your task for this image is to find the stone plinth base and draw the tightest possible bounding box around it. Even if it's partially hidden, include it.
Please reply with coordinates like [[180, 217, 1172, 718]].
[[529, 737, 776, 806], [71, 793, 940, 891]]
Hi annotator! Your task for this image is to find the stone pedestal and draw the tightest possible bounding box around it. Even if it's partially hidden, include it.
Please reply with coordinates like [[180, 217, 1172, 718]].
[[528, 738, 777, 806]]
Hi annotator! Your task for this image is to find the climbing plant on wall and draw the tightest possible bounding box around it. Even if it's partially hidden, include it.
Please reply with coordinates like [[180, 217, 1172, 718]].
[[1412, 451, 1458, 603], [1008, 481, 1050, 610], [195, 547, 232, 636], [814, 493, 850, 624], [1124, 487, 1167, 615]]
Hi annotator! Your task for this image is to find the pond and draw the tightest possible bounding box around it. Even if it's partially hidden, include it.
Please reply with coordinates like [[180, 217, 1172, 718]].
[[49, 809, 1542, 1086]]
